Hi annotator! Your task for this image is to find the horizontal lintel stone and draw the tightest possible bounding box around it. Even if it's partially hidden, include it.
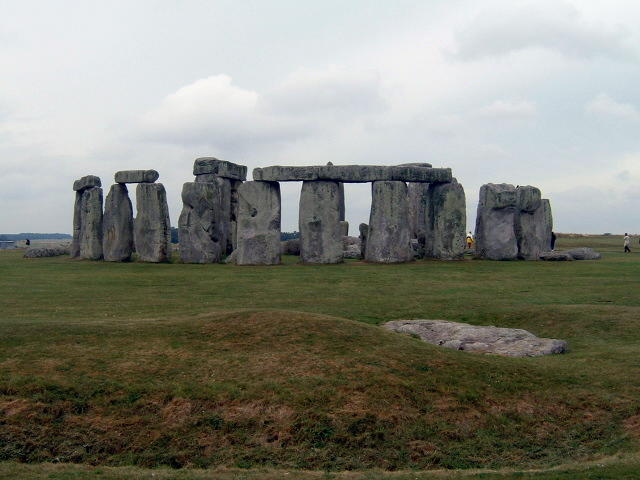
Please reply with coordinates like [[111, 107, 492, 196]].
[[193, 157, 247, 181], [73, 175, 101, 191], [115, 169, 159, 184], [252, 165, 451, 183]]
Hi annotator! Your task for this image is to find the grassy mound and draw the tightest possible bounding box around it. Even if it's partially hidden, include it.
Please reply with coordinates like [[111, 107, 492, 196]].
[[0, 310, 634, 471]]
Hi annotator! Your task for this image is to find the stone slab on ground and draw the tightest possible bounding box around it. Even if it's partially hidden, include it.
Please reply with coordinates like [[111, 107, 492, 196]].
[[24, 246, 70, 258], [193, 157, 247, 181], [383, 319, 568, 357], [253, 165, 452, 183], [566, 247, 602, 260], [114, 170, 159, 184]]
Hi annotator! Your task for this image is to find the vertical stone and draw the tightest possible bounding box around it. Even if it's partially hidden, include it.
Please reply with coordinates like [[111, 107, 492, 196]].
[[542, 199, 553, 250], [79, 187, 104, 260], [134, 183, 171, 263], [429, 179, 466, 260], [179, 182, 226, 263], [229, 179, 242, 252], [365, 181, 412, 263], [407, 183, 431, 257], [299, 181, 343, 264], [236, 181, 281, 265], [103, 184, 134, 262], [71, 191, 82, 258], [359, 223, 368, 260], [338, 182, 345, 221], [339, 221, 349, 237], [515, 186, 544, 260], [474, 183, 518, 260]]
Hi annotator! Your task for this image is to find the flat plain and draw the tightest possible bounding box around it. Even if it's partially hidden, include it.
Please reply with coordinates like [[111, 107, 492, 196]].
[[1, 235, 639, 479]]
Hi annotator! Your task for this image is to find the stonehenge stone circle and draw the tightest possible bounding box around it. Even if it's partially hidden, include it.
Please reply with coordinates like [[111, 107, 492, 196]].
[[253, 165, 452, 183], [365, 181, 413, 263], [429, 179, 466, 260], [179, 182, 227, 263], [299, 181, 344, 264], [236, 181, 281, 265], [114, 169, 159, 184], [134, 183, 171, 262], [103, 184, 134, 262]]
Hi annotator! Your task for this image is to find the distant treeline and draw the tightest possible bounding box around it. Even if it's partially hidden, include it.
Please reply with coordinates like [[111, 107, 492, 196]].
[[0, 233, 72, 241], [281, 231, 300, 241]]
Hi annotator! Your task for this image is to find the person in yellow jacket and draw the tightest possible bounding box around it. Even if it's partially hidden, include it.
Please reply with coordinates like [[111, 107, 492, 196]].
[[466, 232, 474, 249]]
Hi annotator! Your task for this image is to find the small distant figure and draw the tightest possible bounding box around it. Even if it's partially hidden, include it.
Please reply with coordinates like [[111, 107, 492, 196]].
[[550, 232, 556, 250], [624, 233, 631, 253], [466, 231, 474, 249], [25, 238, 31, 246]]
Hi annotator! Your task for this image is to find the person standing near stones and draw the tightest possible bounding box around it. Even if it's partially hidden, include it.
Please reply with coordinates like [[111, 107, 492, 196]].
[[466, 232, 474, 249], [624, 233, 631, 253]]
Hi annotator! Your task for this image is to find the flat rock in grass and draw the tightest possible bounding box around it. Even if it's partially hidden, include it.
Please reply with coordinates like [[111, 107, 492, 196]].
[[24, 246, 70, 258], [383, 319, 568, 357], [539, 251, 575, 261], [566, 247, 601, 260]]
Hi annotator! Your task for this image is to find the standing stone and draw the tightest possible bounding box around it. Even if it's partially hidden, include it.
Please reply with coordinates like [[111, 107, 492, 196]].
[[407, 183, 431, 257], [229, 179, 242, 252], [359, 223, 369, 259], [103, 184, 134, 262], [339, 221, 349, 237], [338, 183, 345, 221], [429, 179, 466, 260], [474, 183, 518, 260], [541, 199, 553, 250], [134, 183, 171, 262], [515, 186, 546, 260], [79, 187, 104, 260], [179, 182, 226, 264], [236, 181, 281, 265], [71, 191, 82, 258], [365, 181, 413, 263], [299, 181, 344, 264]]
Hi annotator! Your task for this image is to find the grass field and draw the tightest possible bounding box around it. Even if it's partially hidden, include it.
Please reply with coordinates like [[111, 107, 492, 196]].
[[1, 235, 639, 479]]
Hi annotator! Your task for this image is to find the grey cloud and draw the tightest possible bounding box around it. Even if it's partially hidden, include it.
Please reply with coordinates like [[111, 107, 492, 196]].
[[453, 1, 634, 61]]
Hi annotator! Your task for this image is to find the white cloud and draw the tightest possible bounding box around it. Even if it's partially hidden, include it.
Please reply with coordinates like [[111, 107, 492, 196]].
[[453, 1, 634, 61], [585, 93, 639, 119]]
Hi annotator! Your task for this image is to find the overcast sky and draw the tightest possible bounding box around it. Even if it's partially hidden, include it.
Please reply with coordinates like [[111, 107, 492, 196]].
[[2, 0, 639, 235]]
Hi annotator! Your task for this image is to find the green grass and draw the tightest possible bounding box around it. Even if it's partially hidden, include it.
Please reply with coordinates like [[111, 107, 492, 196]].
[[0, 235, 639, 479]]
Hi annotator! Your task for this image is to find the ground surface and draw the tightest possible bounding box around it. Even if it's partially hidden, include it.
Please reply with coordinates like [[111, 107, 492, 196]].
[[1, 235, 639, 479]]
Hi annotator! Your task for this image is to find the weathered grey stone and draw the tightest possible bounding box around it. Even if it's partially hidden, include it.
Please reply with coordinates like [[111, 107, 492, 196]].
[[178, 182, 226, 263], [474, 184, 518, 260], [566, 247, 601, 260], [343, 243, 362, 259], [338, 183, 345, 221], [114, 169, 159, 184], [516, 185, 541, 213], [134, 183, 171, 262], [299, 181, 343, 264], [229, 179, 242, 252], [193, 157, 247, 180], [281, 238, 301, 256], [73, 175, 101, 192], [429, 179, 466, 260], [539, 251, 574, 261], [406, 182, 430, 245], [236, 181, 281, 265], [71, 191, 82, 258], [103, 184, 134, 262], [383, 320, 568, 357], [398, 163, 433, 168], [24, 246, 70, 258], [79, 187, 104, 260], [342, 236, 360, 247], [359, 223, 369, 259], [253, 165, 452, 183], [339, 221, 349, 237], [194, 175, 238, 254], [541, 199, 553, 250], [365, 181, 413, 263], [224, 249, 237, 264]]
